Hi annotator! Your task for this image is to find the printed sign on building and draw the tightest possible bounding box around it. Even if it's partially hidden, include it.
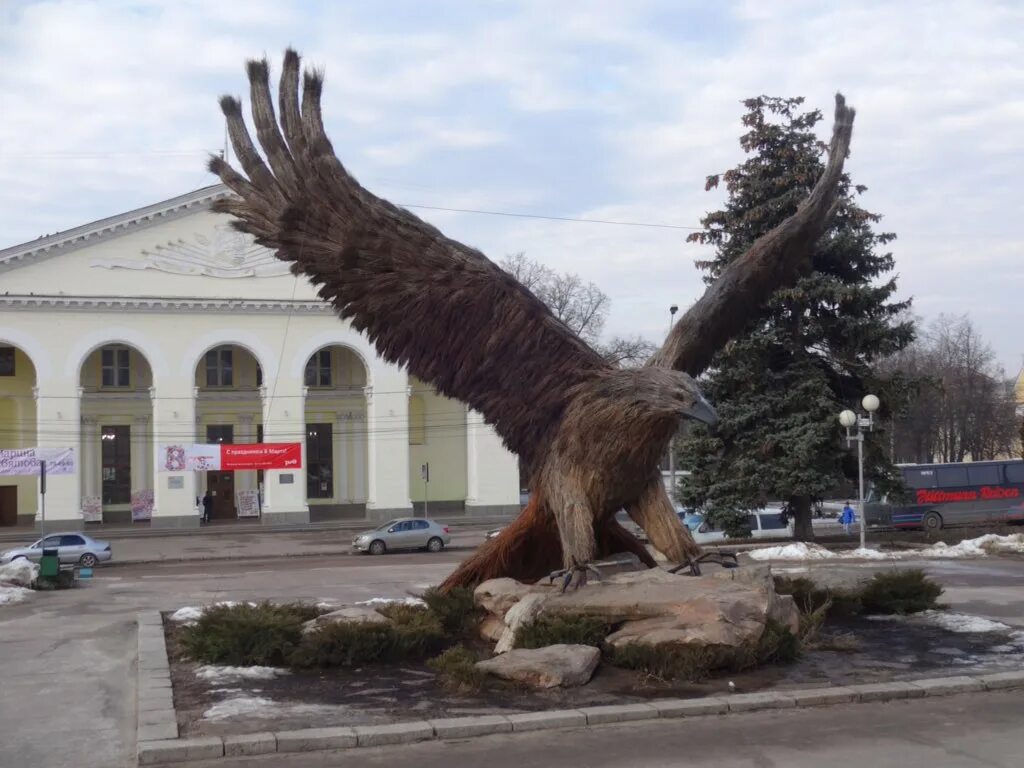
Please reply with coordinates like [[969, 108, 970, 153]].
[[236, 489, 260, 518], [159, 443, 301, 472], [0, 447, 76, 476], [81, 495, 103, 523]]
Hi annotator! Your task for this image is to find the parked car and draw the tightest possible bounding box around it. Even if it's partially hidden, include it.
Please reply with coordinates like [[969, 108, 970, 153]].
[[0, 532, 113, 567], [688, 510, 793, 543], [485, 527, 504, 540], [352, 518, 451, 555]]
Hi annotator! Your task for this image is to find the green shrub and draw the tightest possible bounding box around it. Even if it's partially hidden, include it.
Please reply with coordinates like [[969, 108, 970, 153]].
[[428, 645, 488, 692], [773, 575, 862, 618], [289, 606, 448, 668], [178, 602, 315, 666], [516, 613, 610, 650], [756, 620, 801, 665], [608, 642, 721, 681], [420, 587, 481, 638], [608, 620, 799, 681], [860, 569, 943, 615]]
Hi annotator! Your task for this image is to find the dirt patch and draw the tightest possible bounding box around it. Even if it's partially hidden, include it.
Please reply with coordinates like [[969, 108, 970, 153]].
[[164, 612, 1024, 738]]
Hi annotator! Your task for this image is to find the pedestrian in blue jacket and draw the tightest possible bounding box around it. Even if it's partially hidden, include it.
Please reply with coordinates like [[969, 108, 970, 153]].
[[840, 501, 856, 534]]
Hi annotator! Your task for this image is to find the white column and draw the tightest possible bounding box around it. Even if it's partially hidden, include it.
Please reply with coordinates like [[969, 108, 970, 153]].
[[236, 413, 256, 494], [465, 409, 521, 517], [260, 378, 309, 524], [131, 415, 149, 493], [364, 369, 412, 522], [151, 380, 199, 527], [34, 381, 82, 525], [81, 418, 100, 499], [334, 412, 348, 501]]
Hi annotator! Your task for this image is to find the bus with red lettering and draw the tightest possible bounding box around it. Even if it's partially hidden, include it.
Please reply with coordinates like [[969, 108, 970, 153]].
[[865, 460, 1024, 532]]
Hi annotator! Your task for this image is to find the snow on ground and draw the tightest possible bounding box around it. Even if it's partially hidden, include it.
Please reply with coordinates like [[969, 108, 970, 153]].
[[354, 596, 426, 607], [919, 533, 1024, 558], [0, 558, 39, 587], [169, 601, 257, 624], [918, 610, 1013, 634], [749, 533, 1024, 561], [202, 695, 344, 721], [195, 665, 289, 683], [748, 543, 838, 561], [0, 585, 33, 605], [203, 696, 278, 720]]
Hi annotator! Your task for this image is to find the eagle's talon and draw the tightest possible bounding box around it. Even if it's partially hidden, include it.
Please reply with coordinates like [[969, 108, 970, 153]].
[[668, 552, 740, 576], [546, 563, 601, 592]]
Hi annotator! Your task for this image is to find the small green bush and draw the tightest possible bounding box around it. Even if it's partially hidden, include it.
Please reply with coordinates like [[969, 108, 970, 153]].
[[428, 645, 488, 692], [608, 620, 799, 681], [289, 606, 448, 668], [773, 575, 863, 618], [608, 642, 722, 681], [178, 602, 315, 666], [860, 569, 943, 615], [756, 620, 801, 665], [420, 587, 481, 638], [516, 613, 610, 650]]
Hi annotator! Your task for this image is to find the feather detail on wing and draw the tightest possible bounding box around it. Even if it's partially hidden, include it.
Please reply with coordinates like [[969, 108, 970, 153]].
[[208, 50, 609, 469]]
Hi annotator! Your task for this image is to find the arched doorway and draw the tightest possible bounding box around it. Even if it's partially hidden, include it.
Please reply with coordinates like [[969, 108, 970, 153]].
[[408, 376, 467, 516], [303, 345, 368, 521], [194, 344, 264, 522], [79, 343, 156, 524], [0, 344, 37, 526]]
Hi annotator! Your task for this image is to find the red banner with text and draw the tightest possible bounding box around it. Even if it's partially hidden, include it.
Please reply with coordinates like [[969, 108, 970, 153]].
[[220, 443, 303, 471]]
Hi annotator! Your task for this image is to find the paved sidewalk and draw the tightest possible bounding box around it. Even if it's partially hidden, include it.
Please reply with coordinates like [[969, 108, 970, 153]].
[[93, 528, 487, 564]]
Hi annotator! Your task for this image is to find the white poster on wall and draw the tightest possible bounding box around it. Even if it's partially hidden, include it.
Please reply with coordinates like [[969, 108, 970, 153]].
[[236, 489, 260, 518], [159, 444, 221, 472], [0, 447, 76, 476], [81, 495, 103, 523]]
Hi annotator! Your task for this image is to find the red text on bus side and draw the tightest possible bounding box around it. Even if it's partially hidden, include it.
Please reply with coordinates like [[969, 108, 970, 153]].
[[916, 486, 1021, 505]]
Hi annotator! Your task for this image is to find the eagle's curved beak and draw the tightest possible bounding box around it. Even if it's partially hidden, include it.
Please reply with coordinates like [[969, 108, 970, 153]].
[[681, 393, 718, 426]]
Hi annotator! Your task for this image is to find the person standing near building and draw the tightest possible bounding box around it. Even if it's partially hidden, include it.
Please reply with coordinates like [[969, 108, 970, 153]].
[[840, 501, 856, 534], [202, 490, 213, 524]]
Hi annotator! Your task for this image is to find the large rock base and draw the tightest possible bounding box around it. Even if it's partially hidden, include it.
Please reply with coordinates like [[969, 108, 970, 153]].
[[476, 644, 600, 688]]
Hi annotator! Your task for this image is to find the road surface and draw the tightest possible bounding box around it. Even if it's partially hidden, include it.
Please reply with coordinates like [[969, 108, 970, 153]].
[[2, 551, 1024, 767]]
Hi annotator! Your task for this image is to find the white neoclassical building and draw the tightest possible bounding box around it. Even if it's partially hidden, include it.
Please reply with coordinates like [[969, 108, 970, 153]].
[[0, 185, 521, 530]]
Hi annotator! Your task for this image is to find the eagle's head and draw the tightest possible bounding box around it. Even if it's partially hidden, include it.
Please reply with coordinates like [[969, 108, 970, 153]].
[[588, 367, 718, 430]]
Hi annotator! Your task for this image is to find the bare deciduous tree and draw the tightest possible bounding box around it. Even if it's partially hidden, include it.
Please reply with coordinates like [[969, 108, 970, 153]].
[[499, 253, 654, 365], [885, 315, 1018, 463]]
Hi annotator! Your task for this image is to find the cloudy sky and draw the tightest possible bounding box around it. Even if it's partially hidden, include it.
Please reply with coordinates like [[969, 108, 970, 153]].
[[2, 0, 1022, 373]]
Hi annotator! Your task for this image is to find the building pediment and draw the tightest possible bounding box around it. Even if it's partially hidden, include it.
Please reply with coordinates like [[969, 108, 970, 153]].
[[91, 223, 290, 279], [0, 184, 322, 302]]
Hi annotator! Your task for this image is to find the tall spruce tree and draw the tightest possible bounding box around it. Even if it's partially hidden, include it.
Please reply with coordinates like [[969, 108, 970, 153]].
[[676, 96, 913, 540]]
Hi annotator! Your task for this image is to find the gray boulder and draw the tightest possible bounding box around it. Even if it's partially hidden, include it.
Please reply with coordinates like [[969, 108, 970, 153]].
[[476, 644, 600, 688], [302, 606, 389, 635]]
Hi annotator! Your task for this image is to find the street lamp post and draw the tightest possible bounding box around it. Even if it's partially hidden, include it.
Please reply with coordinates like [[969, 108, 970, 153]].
[[838, 394, 880, 550], [668, 304, 679, 501]]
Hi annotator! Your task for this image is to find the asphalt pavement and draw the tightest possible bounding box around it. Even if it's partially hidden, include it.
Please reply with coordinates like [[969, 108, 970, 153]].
[[3, 550, 1024, 767], [193, 690, 1024, 768]]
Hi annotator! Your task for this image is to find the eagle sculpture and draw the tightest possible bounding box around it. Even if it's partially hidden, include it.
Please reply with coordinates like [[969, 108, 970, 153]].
[[210, 50, 855, 591]]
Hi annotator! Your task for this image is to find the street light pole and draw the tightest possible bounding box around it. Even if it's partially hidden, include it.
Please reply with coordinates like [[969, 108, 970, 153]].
[[839, 394, 880, 551], [668, 304, 679, 501]]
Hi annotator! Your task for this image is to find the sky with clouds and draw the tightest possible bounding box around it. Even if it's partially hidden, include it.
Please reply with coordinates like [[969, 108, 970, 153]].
[[1, 0, 1022, 373]]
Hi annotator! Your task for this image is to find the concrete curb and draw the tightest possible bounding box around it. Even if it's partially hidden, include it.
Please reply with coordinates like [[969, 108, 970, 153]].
[[136, 611, 179, 752], [134, 614, 1024, 765]]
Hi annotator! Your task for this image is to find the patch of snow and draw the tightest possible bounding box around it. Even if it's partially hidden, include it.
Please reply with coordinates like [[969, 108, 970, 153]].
[[845, 547, 898, 560], [203, 696, 277, 720], [169, 601, 258, 624], [919, 610, 1012, 634], [195, 665, 288, 683], [0, 585, 33, 605], [988, 644, 1018, 653], [169, 606, 204, 623], [355, 596, 425, 607], [0, 558, 39, 587], [919, 534, 1024, 558], [748, 543, 837, 561]]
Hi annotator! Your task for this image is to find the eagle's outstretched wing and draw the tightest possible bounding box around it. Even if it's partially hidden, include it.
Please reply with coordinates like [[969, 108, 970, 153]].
[[209, 50, 609, 469], [649, 94, 856, 376]]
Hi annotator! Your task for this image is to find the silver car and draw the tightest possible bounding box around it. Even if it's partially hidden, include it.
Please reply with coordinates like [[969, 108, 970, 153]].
[[352, 518, 451, 555], [0, 532, 113, 567]]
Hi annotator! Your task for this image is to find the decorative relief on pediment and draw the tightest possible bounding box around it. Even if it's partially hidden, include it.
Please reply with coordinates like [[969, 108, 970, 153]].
[[90, 224, 289, 278]]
